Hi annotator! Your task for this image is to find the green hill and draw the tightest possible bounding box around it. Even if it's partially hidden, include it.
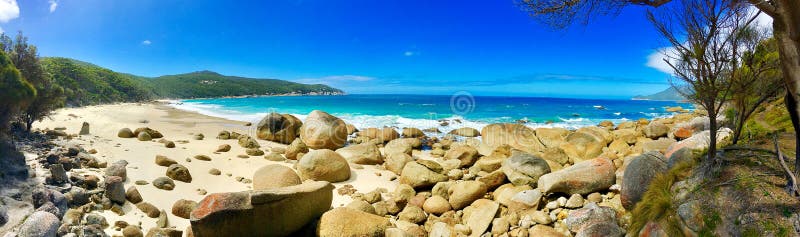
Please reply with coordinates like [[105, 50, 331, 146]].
[[633, 87, 687, 101], [41, 57, 343, 106]]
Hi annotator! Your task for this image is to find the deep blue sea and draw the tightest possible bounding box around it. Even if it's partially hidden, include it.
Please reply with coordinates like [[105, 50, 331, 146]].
[[172, 94, 691, 131]]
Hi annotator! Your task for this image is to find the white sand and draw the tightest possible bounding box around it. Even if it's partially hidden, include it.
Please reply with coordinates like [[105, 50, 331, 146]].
[[33, 102, 400, 235]]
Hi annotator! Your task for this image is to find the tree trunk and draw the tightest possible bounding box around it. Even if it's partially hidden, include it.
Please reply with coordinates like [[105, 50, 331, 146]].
[[772, 2, 800, 179], [708, 110, 718, 161]]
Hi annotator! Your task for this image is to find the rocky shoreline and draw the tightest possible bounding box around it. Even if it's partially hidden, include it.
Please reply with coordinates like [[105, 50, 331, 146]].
[[0, 102, 725, 237]]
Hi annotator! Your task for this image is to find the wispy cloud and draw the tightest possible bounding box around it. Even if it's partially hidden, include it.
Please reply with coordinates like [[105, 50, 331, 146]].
[[0, 0, 19, 23], [141, 40, 152, 45], [646, 47, 676, 74], [404, 51, 418, 57], [294, 75, 375, 85], [48, 0, 58, 13]]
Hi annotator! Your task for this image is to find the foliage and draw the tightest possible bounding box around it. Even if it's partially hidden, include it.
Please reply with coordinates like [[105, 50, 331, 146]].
[[41, 57, 155, 106], [149, 70, 343, 99], [741, 97, 795, 141], [729, 37, 784, 144], [0, 50, 35, 134], [629, 159, 697, 235]]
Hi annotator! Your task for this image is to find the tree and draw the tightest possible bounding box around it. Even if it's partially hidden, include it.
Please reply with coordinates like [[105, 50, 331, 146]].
[[518, 0, 800, 179], [1, 32, 64, 131], [729, 37, 783, 144], [0, 49, 35, 135]]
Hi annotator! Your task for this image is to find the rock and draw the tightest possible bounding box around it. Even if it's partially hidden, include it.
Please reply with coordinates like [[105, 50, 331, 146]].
[[165, 141, 176, 148], [137, 202, 161, 218], [0, 204, 6, 226], [501, 150, 551, 186], [402, 127, 425, 138], [18, 211, 59, 237], [383, 138, 420, 156], [565, 194, 585, 208], [508, 189, 542, 211], [171, 199, 198, 219], [448, 181, 487, 210], [399, 161, 448, 189], [673, 127, 693, 140], [145, 228, 182, 237], [491, 218, 510, 235], [422, 195, 451, 215], [641, 138, 677, 153], [529, 225, 566, 237], [194, 154, 212, 161], [384, 152, 413, 175], [482, 123, 545, 154], [48, 164, 68, 184], [216, 130, 231, 140], [398, 205, 426, 224], [444, 145, 480, 167], [575, 222, 625, 237], [346, 124, 358, 135], [216, 144, 231, 152], [106, 160, 129, 180], [464, 199, 499, 237], [194, 133, 205, 140], [256, 113, 303, 144], [285, 138, 309, 160], [299, 110, 348, 149], [123, 226, 144, 237], [564, 202, 620, 233], [105, 176, 126, 204], [562, 128, 610, 164], [134, 127, 163, 138], [155, 155, 177, 167], [85, 213, 108, 227], [535, 127, 569, 148], [318, 207, 391, 237], [297, 149, 351, 182], [621, 151, 667, 210], [264, 152, 285, 161], [137, 132, 153, 141], [79, 122, 90, 135], [346, 200, 377, 214], [613, 129, 640, 145], [449, 127, 480, 137], [126, 186, 143, 204], [118, 128, 134, 138], [476, 170, 507, 190], [153, 177, 175, 190], [358, 127, 400, 143], [238, 135, 260, 149], [336, 143, 384, 165], [644, 121, 669, 139], [246, 148, 265, 156], [253, 164, 301, 189], [166, 164, 192, 183], [191, 181, 334, 236], [537, 157, 615, 195]]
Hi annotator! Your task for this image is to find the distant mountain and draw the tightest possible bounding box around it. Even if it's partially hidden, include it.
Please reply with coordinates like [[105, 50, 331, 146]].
[[41, 57, 344, 106], [633, 87, 687, 101]]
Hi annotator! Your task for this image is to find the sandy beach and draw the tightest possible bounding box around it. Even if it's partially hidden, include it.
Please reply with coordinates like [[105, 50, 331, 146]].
[[31, 102, 401, 235]]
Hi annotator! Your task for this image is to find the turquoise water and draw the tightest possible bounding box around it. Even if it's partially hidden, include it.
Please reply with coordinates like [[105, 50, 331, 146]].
[[173, 94, 691, 130]]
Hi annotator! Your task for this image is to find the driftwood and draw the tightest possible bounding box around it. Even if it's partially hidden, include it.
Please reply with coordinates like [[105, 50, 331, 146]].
[[774, 136, 800, 197]]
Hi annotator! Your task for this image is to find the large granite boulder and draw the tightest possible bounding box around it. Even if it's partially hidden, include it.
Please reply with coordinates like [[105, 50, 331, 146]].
[[621, 151, 668, 210], [285, 138, 309, 160], [253, 164, 302, 190], [336, 143, 384, 165], [443, 145, 480, 167], [481, 123, 545, 154], [318, 207, 391, 237], [17, 211, 59, 237], [501, 150, 551, 186], [256, 113, 303, 144], [358, 127, 400, 143], [297, 149, 351, 182], [299, 110, 348, 150], [561, 127, 610, 164], [537, 158, 615, 195], [565, 202, 624, 237], [644, 121, 670, 139], [449, 127, 480, 137], [190, 181, 334, 236], [399, 161, 448, 189], [105, 176, 126, 204], [402, 127, 425, 138], [448, 181, 487, 210], [535, 127, 569, 149], [383, 138, 421, 156]]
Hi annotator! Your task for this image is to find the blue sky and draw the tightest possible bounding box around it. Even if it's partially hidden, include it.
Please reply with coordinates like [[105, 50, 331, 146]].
[[0, 0, 678, 98]]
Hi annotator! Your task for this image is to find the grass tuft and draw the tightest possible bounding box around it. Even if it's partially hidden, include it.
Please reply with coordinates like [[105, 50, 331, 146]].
[[629, 159, 697, 235]]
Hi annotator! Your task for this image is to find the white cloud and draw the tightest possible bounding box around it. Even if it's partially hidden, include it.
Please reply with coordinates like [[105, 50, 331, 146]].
[[141, 40, 152, 45], [0, 0, 19, 23], [404, 51, 415, 56], [48, 0, 57, 13], [748, 6, 773, 31], [646, 47, 677, 74]]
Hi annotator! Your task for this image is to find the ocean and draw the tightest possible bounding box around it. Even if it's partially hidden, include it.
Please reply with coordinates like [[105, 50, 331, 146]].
[[171, 94, 692, 132]]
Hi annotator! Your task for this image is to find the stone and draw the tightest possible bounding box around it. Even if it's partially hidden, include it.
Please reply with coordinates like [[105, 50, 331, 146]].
[[394, 184, 416, 203], [644, 121, 670, 139], [165, 141, 176, 148], [482, 123, 545, 154], [216, 144, 231, 152], [336, 143, 384, 165], [256, 113, 303, 144], [402, 127, 425, 138], [508, 189, 542, 211], [105, 176, 126, 204], [106, 160, 129, 181], [172, 199, 198, 219], [79, 122, 90, 135], [297, 149, 351, 182], [565, 194, 585, 208], [216, 130, 231, 140], [153, 177, 175, 190], [134, 127, 163, 138], [137, 202, 160, 218], [535, 127, 570, 148], [564, 202, 619, 233], [673, 127, 693, 140], [464, 199, 499, 237], [529, 225, 566, 237], [641, 138, 677, 154], [48, 164, 68, 184], [621, 151, 667, 210], [208, 168, 221, 175], [398, 205, 427, 224], [575, 222, 625, 237], [285, 138, 309, 160], [118, 128, 134, 138], [399, 161, 448, 189], [449, 127, 480, 137], [123, 226, 144, 237], [346, 200, 377, 214], [318, 207, 391, 237], [444, 145, 480, 167], [145, 228, 182, 237], [126, 186, 143, 204], [194, 133, 205, 140], [448, 181, 488, 210], [246, 148, 265, 156], [18, 211, 59, 237], [383, 138, 420, 156], [501, 150, 551, 186], [537, 158, 615, 195], [264, 152, 285, 161], [194, 154, 212, 161], [137, 132, 153, 141], [358, 127, 400, 143], [85, 213, 108, 227], [422, 195, 451, 215], [238, 135, 261, 149], [384, 152, 413, 175], [493, 183, 532, 207], [299, 110, 348, 149], [166, 164, 192, 183], [155, 155, 177, 167], [253, 164, 301, 190], [613, 129, 640, 145], [346, 124, 358, 135]]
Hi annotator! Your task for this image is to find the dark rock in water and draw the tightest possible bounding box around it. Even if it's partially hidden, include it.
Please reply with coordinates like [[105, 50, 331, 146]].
[[17, 211, 60, 237], [190, 181, 333, 237], [79, 122, 90, 135], [256, 112, 303, 144], [621, 151, 667, 210]]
